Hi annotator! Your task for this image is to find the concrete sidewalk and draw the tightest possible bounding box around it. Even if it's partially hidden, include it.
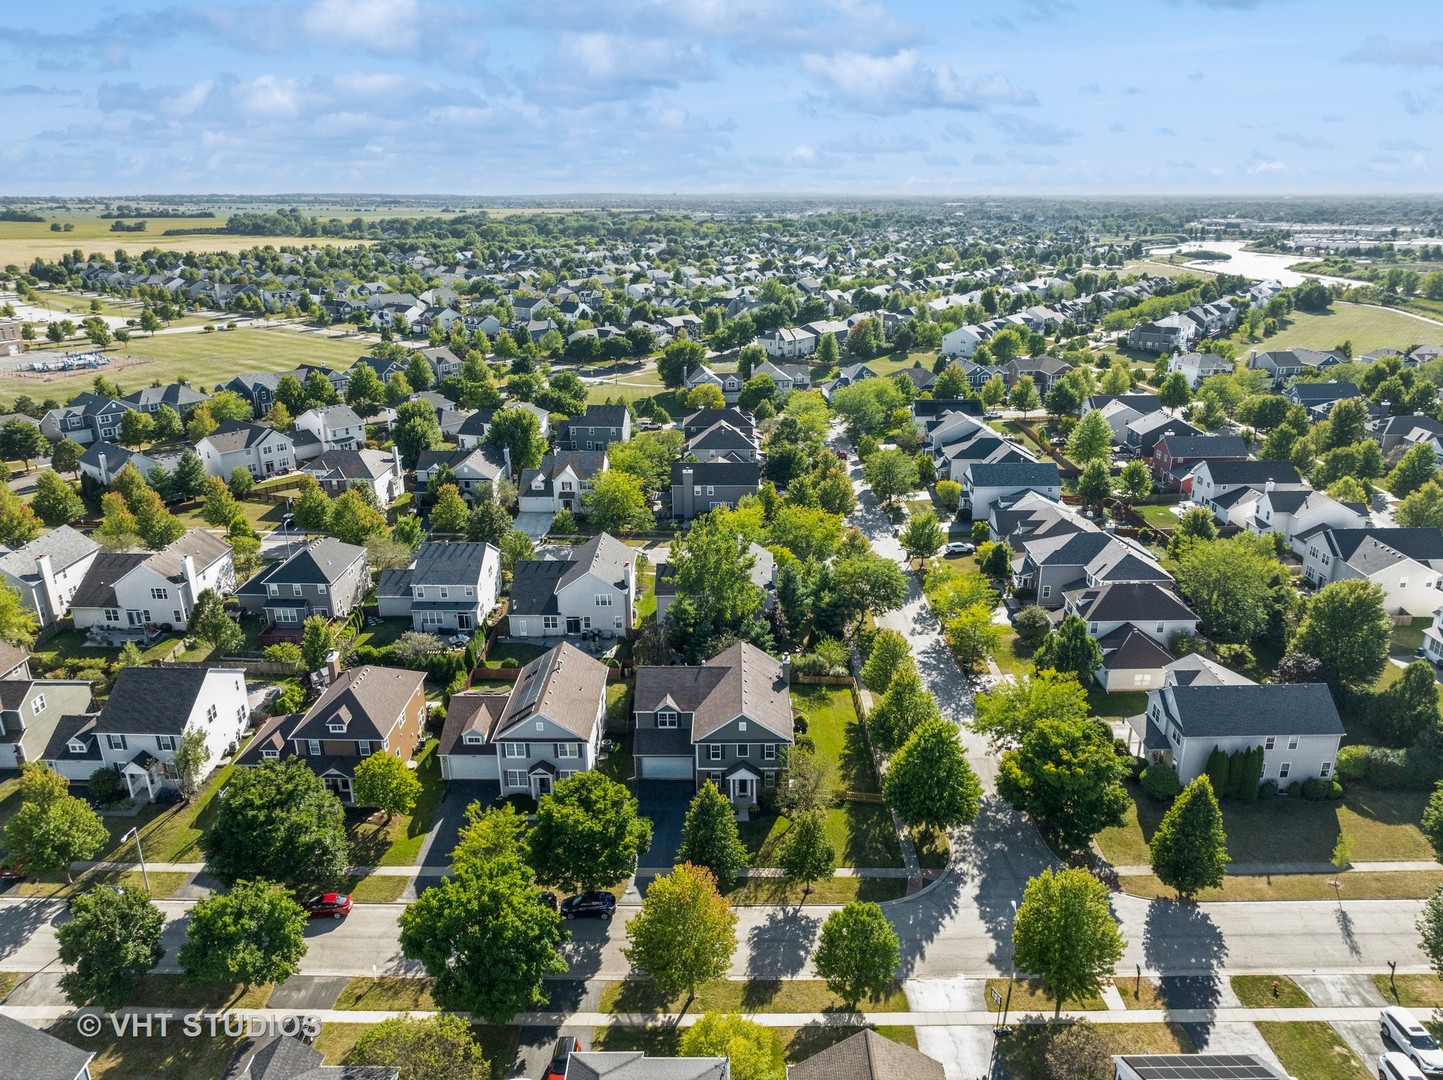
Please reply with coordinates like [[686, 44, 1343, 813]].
[[1110, 860, 1442, 875]]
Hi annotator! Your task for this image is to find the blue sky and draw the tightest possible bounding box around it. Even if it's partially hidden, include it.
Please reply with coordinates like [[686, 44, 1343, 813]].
[[0, 0, 1439, 195]]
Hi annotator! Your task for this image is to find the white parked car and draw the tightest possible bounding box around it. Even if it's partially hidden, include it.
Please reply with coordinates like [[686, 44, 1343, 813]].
[[1380, 1050, 1428, 1080], [945, 542, 975, 555], [1382, 1007, 1443, 1076]]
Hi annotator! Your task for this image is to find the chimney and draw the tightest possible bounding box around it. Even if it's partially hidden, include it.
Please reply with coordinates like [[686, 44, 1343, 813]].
[[98, 452, 108, 484], [392, 444, 402, 472], [180, 554, 198, 605], [34, 553, 59, 625], [326, 650, 343, 683], [1265, 479, 1274, 493]]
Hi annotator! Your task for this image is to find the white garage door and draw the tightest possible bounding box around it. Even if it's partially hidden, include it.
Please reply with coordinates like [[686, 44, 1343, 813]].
[[442, 756, 497, 781], [639, 756, 693, 779]]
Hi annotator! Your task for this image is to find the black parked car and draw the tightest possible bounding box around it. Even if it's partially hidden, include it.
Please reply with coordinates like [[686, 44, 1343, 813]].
[[559, 891, 616, 921]]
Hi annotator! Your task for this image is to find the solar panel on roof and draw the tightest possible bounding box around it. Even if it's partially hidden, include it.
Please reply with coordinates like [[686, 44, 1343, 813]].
[[1121, 1055, 1282, 1080]]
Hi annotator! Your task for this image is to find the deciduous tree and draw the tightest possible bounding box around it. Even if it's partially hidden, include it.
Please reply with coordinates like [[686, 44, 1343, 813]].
[[867, 664, 941, 753], [1033, 614, 1104, 685], [178, 880, 308, 991], [56, 885, 165, 1009], [860, 629, 911, 693], [1291, 578, 1392, 692], [884, 718, 982, 831], [777, 809, 835, 898], [530, 772, 653, 894], [678, 783, 750, 892], [812, 901, 900, 1007], [31, 470, 84, 526], [1012, 867, 1125, 1011], [623, 862, 738, 1006], [352, 1015, 490, 1080], [998, 717, 1130, 851], [354, 751, 423, 824], [679, 1012, 785, 1080], [2, 764, 107, 882]]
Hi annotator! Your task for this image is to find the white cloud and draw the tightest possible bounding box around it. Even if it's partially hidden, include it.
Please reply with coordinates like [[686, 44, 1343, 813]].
[[802, 50, 1036, 114], [1248, 159, 1287, 174], [1345, 35, 1443, 67], [991, 113, 1079, 145]]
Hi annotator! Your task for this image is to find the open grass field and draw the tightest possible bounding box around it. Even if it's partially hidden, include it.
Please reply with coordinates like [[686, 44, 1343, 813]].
[[1096, 780, 1432, 869], [1235, 302, 1431, 355], [1256, 1022, 1370, 1080], [0, 324, 371, 405]]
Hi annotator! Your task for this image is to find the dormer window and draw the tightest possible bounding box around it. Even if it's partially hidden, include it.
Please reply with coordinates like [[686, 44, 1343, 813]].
[[657, 709, 677, 729], [261, 749, 279, 760], [328, 722, 346, 733], [463, 732, 482, 745], [68, 739, 86, 754]]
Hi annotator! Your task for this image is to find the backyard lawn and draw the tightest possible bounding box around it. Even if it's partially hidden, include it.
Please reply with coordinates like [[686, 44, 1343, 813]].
[[1086, 689, 1149, 718], [344, 739, 443, 867], [791, 685, 878, 794], [1256, 1022, 1370, 1080], [480, 641, 546, 668], [1096, 779, 1433, 868]]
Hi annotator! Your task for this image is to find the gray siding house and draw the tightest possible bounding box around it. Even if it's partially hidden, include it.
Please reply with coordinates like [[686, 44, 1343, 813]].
[[670, 461, 762, 520], [508, 532, 636, 640], [375, 541, 500, 634], [236, 537, 369, 638], [0, 526, 101, 630]]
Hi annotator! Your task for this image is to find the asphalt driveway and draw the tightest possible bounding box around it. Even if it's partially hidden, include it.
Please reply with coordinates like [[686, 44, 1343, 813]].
[[413, 779, 499, 892], [635, 780, 692, 873]]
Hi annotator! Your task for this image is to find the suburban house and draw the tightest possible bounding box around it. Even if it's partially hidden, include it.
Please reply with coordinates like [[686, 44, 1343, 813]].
[[670, 461, 763, 520], [654, 542, 776, 626], [437, 642, 609, 794], [196, 420, 297, 480], [962, 460, 1061, 520], [1012, 524, 1171, 609], [237, 665, 427, 804], [1166, 350, 1234, 388], [0, 526, 100, 630], [0, 1014, 97, 1080], [235, 537, 370, 638], [789, 1030, 944, 1080], [1284, 380, 1362, 419], [39, 393, 132, 446], [1248, 347, 1345, 387], [43, 667, 249, 798], [77, 441, 188, 487], [508, 532, 637, 640], [687, 418, 760, 463], [683, 408, 754, 441], [1189, 461, 1305, 524], [1420, 606, 1443, 667], [413, 445, 510, 502], [1126, 679, 1343, 787], [1061, 582, 1199, 692], [1005, 356, 1072, 393], [292, 404, 366, 459], [415, 345, 462, 382], [301, 447, 404, 506], [517, 451, 607, 515], [122, 383, 209, 416], [941, 324, 983, 357], [560, 1051, 728, 1080], [757, 326, 817, 358], [752, 359, 811, 390], [1251, 489, 1367, 549], [684, 364, 744, 404], [0, 678, 95, 771], [632, 641, 793, 805], [70, 530, 235, 632], [226, 1032, 399, 1080], [221, 372, 282, 419], [1151, 433, 1248, 490], [1125, 412, 1203, 460], [376, 541, 500, 635], [1126, 314, 1197, 354], [558, 404, 632, 452], [1296, 526, 1443, 616], [0, 643, 31, 681], [1082, 393, 1162, 441], [456, 402, 550, 449]]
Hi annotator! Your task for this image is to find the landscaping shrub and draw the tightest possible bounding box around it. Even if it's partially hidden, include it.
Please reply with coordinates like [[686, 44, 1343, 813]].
[[1301, 777, 1330, 801], [1361, 745, 1441, 791], [500, 657, 520, 668], [1141, 762, 1182, 801], [1335, 744, 1368, 781], [87, 767, 123, 804], [1258, 779, 1278, 799], [1127, 756, 1146, 781], [1286, 781, 1301, 797], [1215, 642, 1254, 670], [502, 793, 537, 814], [1013, 605, 1052, 644], [1328, 780, 1344, 799]]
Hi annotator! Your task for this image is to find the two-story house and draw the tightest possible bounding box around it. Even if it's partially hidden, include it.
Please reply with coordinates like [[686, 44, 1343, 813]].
[[438, 642, 609, 794], [1060, 581, 1198, 692], [221, 372, 282, 419], [633, 642, 793, 805], [682, 408, 754, 441], [752, 360, 812, 390], [1167, 350, 1235, 388], [77, 442, 188, 487], [70, 530, 235, 631], [39, 393, 132, 447], [196, 419, 297, 480], [1126, 679, 1343, 788], [237, 665, 427, 804], [962, 461, 1062, 520], [684, 365, 743, 404], [1251, 489, 1368, 550], [44, 667, 249, 798], [1013, 525, 1170, 609], [687, 420, 760, 463], [292, 404, 366, 461], [235, 537, 370, 639], [376, 541, 500, 635], [121, 383, 209, 416], [301, 447, 404, 506], [518, 451, 608, 516], [0, 526, 100, 630], [0, 1014, 97, 1080], [455, 402, 551, 450], [0, 678, 95, 771], [509, 532, 637, 640], [1297, 526, 1443, 616], [1189, 461, 1306, 524], [670, 462, 762, 520], [558, 404, 632, 453], [413, 445, 510, 503], [1151, 433, 1248, 491], [1248, 347, 1345, 388]]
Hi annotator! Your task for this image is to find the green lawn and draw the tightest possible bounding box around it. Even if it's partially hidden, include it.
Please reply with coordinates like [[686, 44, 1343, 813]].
[[1087, 689, 1149, 718], [1232, 975, 1312, 1008], [1391, 623, 1427, 658], [791, 684, 878, 795], [737, 801, 903, 869], [1121, 869, 1442, 901], [1256, 1022, 1369, 1080], [636, 566, 658, 619], [481, 641, 545, 668], [598, 977, 909, 1015], [1, 324, 366, 403], [1375, 973, 1443, 1008], [349, 617, 411, 652], [344, 740, 443, 867], [52, 1025, 244, 1080], [332, 976, 437, 1011], [985, 976, 1105, 1013], [1135, 503, 1184, 530], [1233, 302, 1427, 356], [724, 876, 907, 905], [1096, 780, 1433, 868]]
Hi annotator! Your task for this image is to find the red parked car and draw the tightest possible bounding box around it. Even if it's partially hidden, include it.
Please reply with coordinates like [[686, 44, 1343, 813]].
[[302, 893, 353, 919], [544, 1036, 582, 1080]]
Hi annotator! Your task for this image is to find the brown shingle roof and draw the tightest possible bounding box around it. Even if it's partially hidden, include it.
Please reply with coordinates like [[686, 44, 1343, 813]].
[[634, 641, 792, 741], [789, 1030, 944, 1080], [286, 665, 424, 743], [494, 642, 608, 741]]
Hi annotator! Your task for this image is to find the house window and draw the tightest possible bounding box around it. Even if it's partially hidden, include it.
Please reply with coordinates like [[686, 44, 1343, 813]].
[[1288, 735, 1299, 750], [506, 769, 527, 788], [614, 615, 623, 628], [414, 586, 426, 599], [557, 743, 578, 758], [173, 610, 182, 623], [1264, 736, 1276, 750], [543, 616, 559, 631], [317, 585, 327, 595], [1400, 578, 1409, 589], [561, 770, 576, 780], [150, 587, 167, 600], [595, 594, 613, 606], [1320, 761, 1332, 778], [709, 744, 723, 761], [1041, 586, 1051, 598], [1279, 762, 1291, 779], [307, 740, 321, 755], [105, 608, 120, 622], [657, 710, 678, 729], [439, 587, 449, 599], [504, 743, 527, 758], [1156, 622, 1166, 634], [535, 720, 544, 731], [464, 586, 474, 597], [736, 744, 749, 758], [267, 584, 279, 597], [764, 772, 776, 788], [357, 741, 373, 756], [707, 485, 715, 496], [275, 609, 299, 624], [694, 485, 702, 496], [31, 694, 46, 715], [68, 739, 87, 754], [106, 734, 126, 751], [292, 585, 303, 597], [463, 731, 482, 746], [156, 735, 175, 752], [206, 704, 217, 723], [261, 749, 279, 760]]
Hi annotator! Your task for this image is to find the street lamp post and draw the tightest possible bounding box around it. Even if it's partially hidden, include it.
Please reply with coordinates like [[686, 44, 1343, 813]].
[[121, 827, 149, 894]]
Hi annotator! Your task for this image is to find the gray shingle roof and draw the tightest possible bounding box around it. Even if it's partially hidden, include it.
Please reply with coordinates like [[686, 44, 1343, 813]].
[[1197, 460, 1303, 486], [669, 460, 762, 487], [0, 525, 100, 580], [0, 1014, 96, 1080], [789, 1029, 944, 1080], [493, 641, 608, 741], [967, 461, 1060, 488], [563, 1051, 729, 1080], [202, 418, 287, 453], [1161, 683, 1343, 740], [1322, 527, 1443, 568], [100, 667, 242, 736], [1068, 582, 1195, 624], [238, 538, 366, 591], [286, 665, 424, 744], [410, 541, 496, 586]]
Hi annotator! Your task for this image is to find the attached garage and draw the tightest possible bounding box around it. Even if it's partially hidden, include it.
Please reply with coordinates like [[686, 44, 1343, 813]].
[[440, 752, 497, 782], [637, 755, 693, 780]]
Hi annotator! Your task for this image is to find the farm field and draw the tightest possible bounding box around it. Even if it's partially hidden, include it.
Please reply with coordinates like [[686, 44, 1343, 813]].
[[0, 216, 370, 266], [1237, 302, 1436, 355], [0, 324, 372, 404]]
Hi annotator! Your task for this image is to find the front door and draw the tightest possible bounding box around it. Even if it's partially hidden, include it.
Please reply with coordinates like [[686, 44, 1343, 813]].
[[730, 777, 752, 804], [565, 617, 582, 635], [533, 774, 553, 798]]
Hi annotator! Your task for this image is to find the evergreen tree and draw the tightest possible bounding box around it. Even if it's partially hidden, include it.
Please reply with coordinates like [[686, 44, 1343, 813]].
[[1205, 746, 1230, 798], [1149, 775, 1230, 899]]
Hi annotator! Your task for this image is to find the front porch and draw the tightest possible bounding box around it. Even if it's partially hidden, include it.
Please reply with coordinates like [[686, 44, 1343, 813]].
[[1124, 711, 1173, 766]]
